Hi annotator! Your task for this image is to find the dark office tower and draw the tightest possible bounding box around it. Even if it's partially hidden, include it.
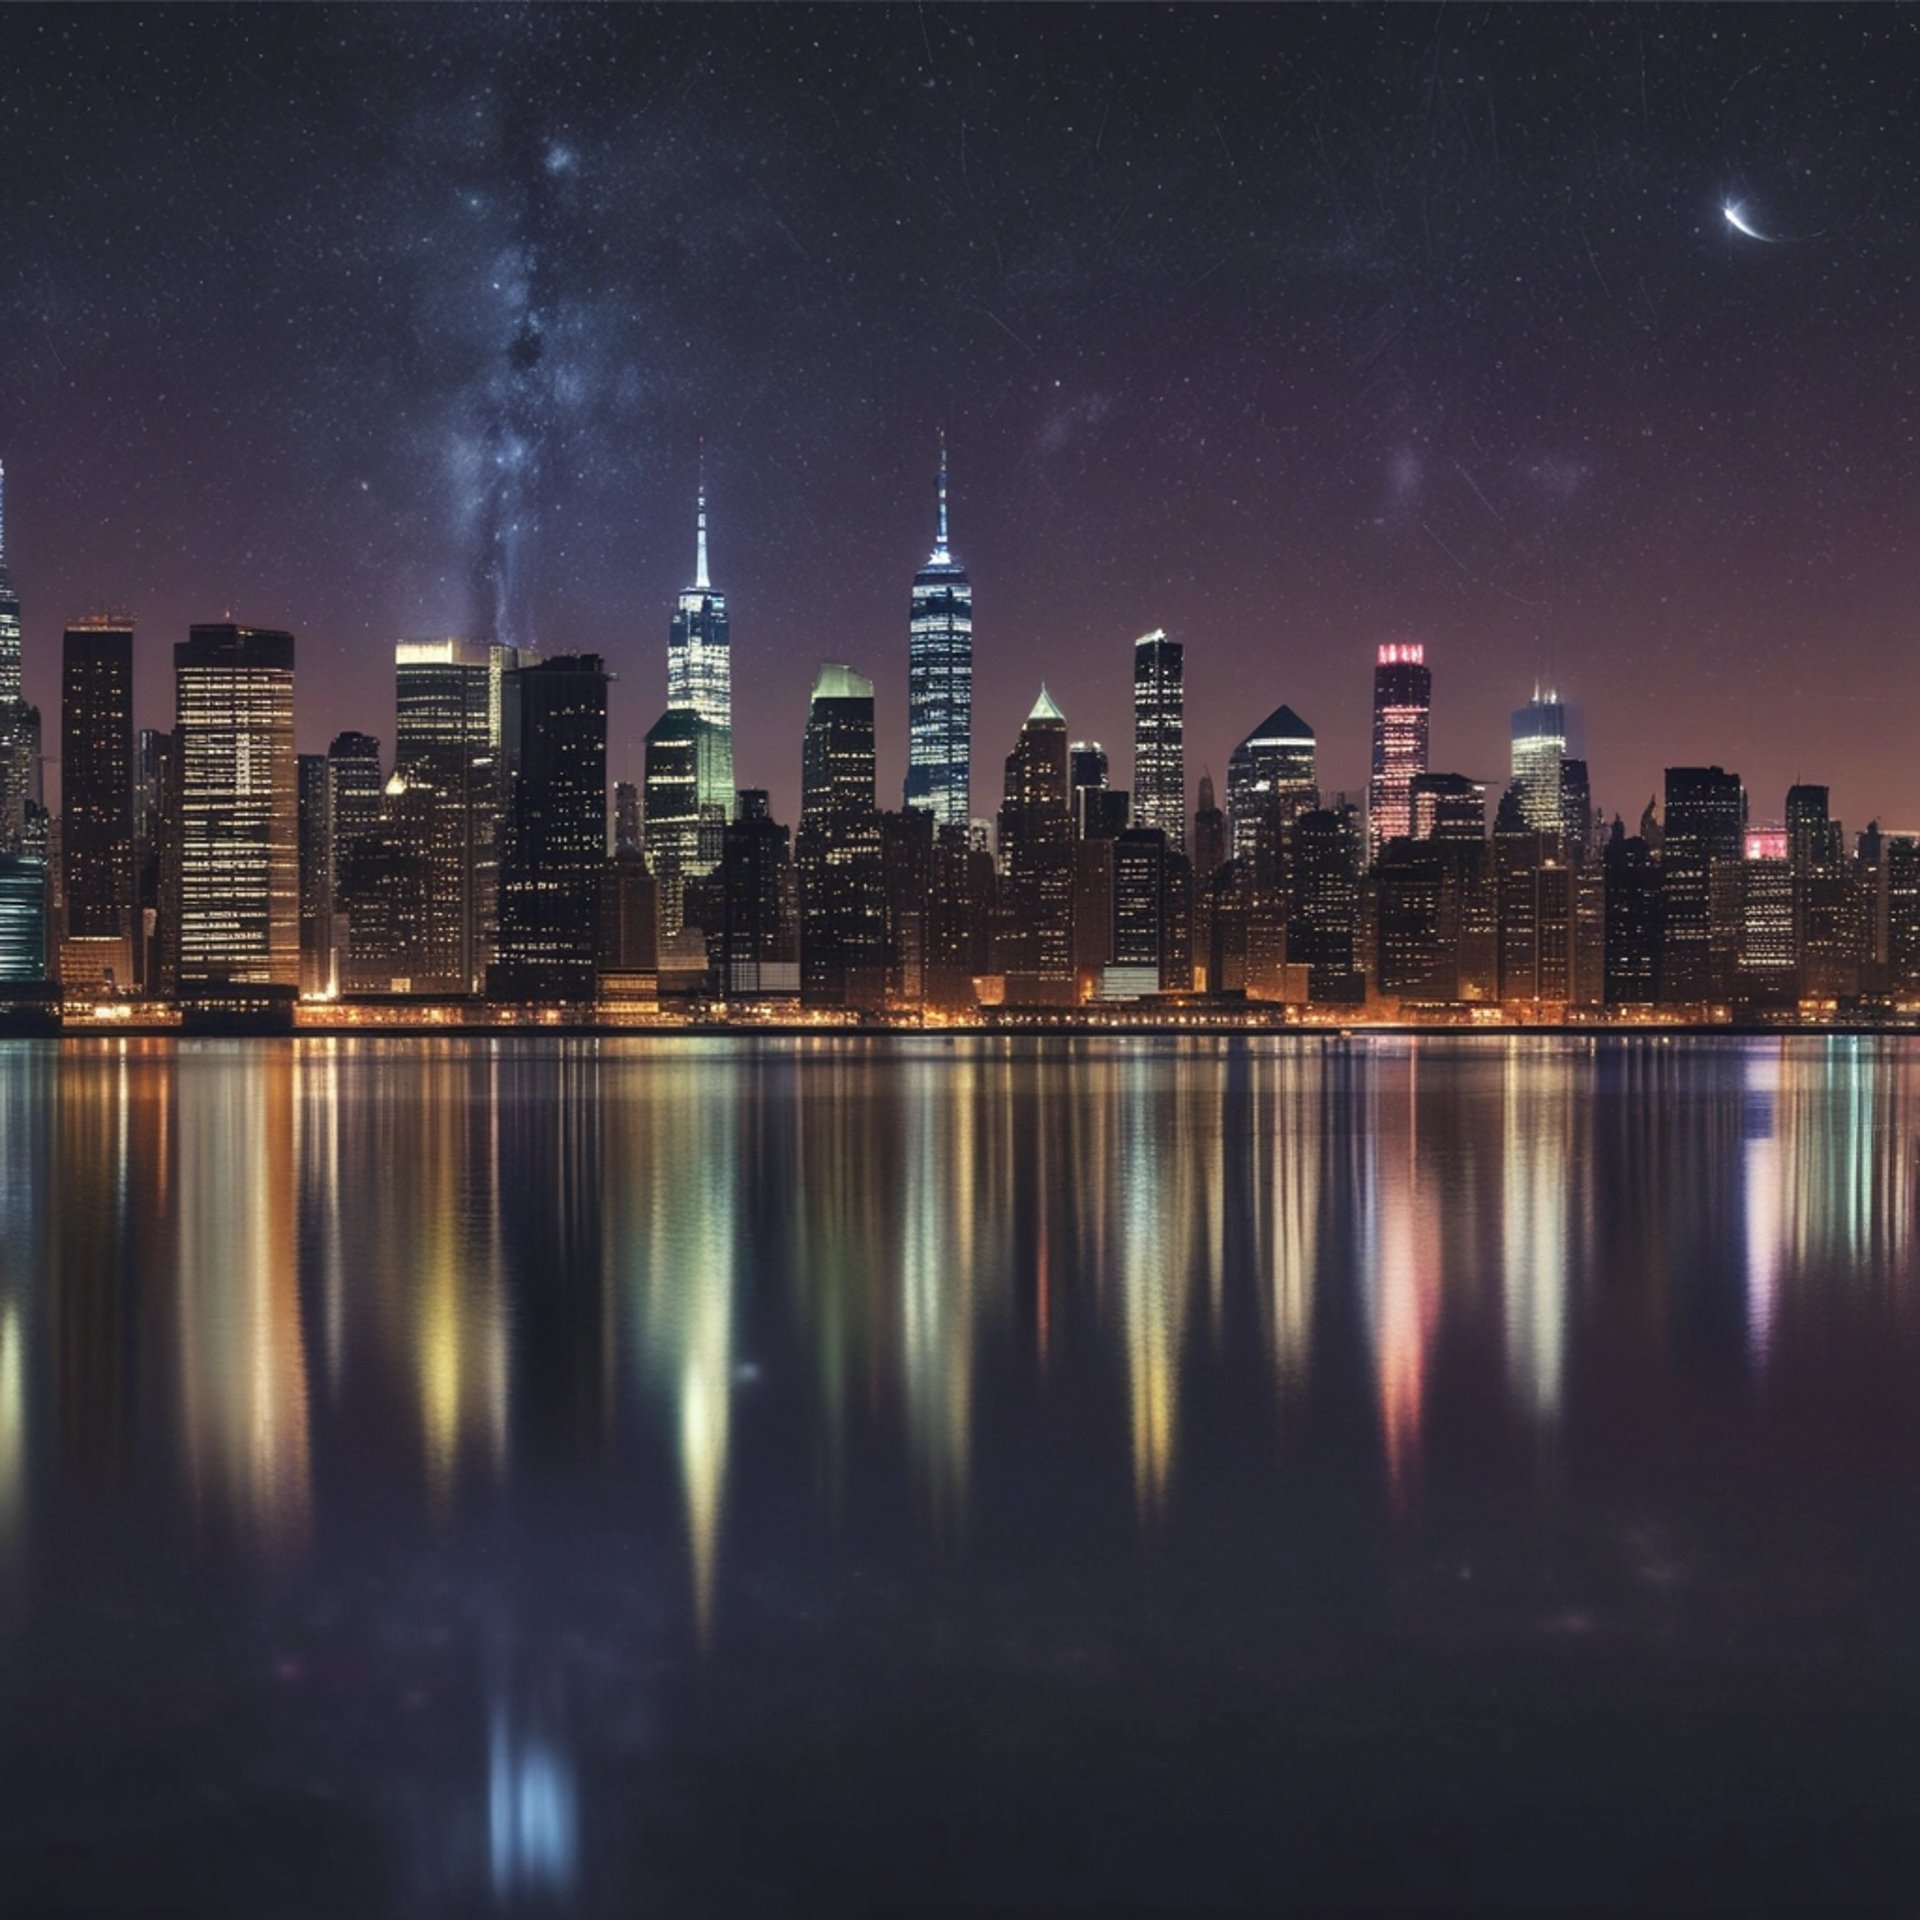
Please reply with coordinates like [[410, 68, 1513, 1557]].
[[997, 686, 1076, 998], [1104, 825, 1169, 994], [876, 806, 935, 1011], [1492, 787, 1547, 1004], [1786, 784, 1857, 999], [1560, 757, 1593, 861], [1660, 766, 1746, 1005], [1131, 629, 1185, 850], [133, 727, 173, 993], [598, 847, 658, 975], [1292, 804, 1365, 1002], [173, 625, 297, 988], [490, 654, 609, 1001], [58, 619, 135, 991], [323, 729, 383, 980], [394, 638, 525, 994], [1070, 741, 1110, 839], [1373, 838, 1460, 1003], [341, 773, 433, 994], [297, 753, 331, 996], [1885, 838, 1920, 994], [1509, 691, 1566, 838], [1410, 772, 1486, 842], [1227, 705, 1317, 865], [668, 463, 733, 820], [721, 791, 797, 1000], [925, 822, 982, 1013], [1367, 643, 1431, 861], [1602, 822, 1662, 1006], [799, 663, 886, 1009], [613, 780, 641, 856], [1192, 772, 1228, 879], [904, 434, 972, 830]]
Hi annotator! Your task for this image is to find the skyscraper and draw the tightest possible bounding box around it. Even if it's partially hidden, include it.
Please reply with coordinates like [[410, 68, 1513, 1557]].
[[997, 685, 1076, 996], [1367, 643, 1431, 860], [1131, 629, 1185, 850], [643, 705, 727, 937], [172, 624, 298, 988], [668, 460, 733, 820], [904, 435, 972, 830], [1510, 691, 1567, 838], [0, 462, 39, 860], [297, 752, 331, 995], [1660, 766, 1746, 1005], [393, 637, 524, 993], [59, 619, 135, 991], [0, 460, 19, 705], [491, 654, 609, 1000], [1226, 706, 1317, 863], [799, 662, 885, 1008], [721, 790, 797, 1000]]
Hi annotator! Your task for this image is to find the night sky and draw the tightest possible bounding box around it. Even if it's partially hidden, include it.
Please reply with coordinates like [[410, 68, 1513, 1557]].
[[3, 4, 1917, 831]]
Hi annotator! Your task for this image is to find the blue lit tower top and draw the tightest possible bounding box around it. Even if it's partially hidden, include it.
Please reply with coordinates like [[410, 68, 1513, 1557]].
[[668, 448, 733, 817], [1509, 687, 1567, 836], [0, 459, 20, 704], [904, 432, 973, 829]]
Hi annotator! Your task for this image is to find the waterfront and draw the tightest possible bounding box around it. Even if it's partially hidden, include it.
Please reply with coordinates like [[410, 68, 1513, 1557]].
[[1, 1034, 1918, 1907]]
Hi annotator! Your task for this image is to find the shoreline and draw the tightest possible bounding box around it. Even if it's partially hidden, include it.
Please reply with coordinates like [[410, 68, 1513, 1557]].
[[18, 1021, 1920, 1044]]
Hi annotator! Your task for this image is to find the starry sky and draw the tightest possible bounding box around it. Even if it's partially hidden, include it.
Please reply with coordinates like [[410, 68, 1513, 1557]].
[[3, 3, 1917, 831]]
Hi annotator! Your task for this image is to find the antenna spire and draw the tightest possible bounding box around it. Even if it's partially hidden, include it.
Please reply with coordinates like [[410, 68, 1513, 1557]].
[[933, 429, 950, 562], [0, 455, 8, 574], [694, 438, 710, 592]]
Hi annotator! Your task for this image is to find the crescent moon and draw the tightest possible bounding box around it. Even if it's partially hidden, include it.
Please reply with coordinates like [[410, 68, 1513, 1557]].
[[1723, 200, 1772, 243]]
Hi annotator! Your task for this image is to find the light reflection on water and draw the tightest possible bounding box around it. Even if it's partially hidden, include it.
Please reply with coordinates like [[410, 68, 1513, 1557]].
[[2, 1034, 1920, 1906]]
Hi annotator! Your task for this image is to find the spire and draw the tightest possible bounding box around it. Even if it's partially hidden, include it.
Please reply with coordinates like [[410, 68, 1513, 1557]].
[[0, 454, 8, 572], [1028, 683, 1064, 724], [931, 429, 950, 564], [694, 439, 710, 592]]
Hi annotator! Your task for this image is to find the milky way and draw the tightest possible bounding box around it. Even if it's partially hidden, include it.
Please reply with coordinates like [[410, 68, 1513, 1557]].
[[1, 5, 1916, 831]]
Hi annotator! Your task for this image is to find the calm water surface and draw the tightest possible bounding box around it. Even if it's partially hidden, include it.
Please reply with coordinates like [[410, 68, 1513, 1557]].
[[1, 1034, 1918, 1909]]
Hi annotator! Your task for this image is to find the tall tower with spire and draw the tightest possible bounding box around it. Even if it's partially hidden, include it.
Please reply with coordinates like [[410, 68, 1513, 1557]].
[[0, 459, 21, 704], [667, 449, 733, 819], [904, 432, 973, 830]]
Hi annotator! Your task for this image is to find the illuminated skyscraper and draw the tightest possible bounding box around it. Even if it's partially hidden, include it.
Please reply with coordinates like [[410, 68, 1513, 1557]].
[[1367, 643, 1431, 859], [0, 460, 18, 704], [1227, 704, 1317, 865], [668, 461, 733, 819], [59, 619, 135, 989], [172, 624, 298, 987], [0, 462, 38, 858], [1510, 692, 1567, 838], [904, 435, 972, 829], [393, 637, 526, 992], [1131, 629, 1185, 850]]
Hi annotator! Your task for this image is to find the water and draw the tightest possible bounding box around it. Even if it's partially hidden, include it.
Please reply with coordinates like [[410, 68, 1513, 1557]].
[[1, 1034, 1918, 1908]]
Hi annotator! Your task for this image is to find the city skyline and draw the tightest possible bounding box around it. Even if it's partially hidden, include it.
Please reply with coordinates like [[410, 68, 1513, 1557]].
[[2, 8, 1916, 833]]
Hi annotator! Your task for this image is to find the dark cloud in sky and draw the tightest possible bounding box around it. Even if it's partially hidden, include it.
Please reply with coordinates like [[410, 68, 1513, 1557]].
[[2, 3, 1917, 829]]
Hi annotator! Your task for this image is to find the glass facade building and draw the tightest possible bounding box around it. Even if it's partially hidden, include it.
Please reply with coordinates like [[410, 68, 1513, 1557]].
[[904, 438, 972, 831], [173, 624, 298, 987], [1131, 629, 1185, 851], [668, 473, 733, 819]]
